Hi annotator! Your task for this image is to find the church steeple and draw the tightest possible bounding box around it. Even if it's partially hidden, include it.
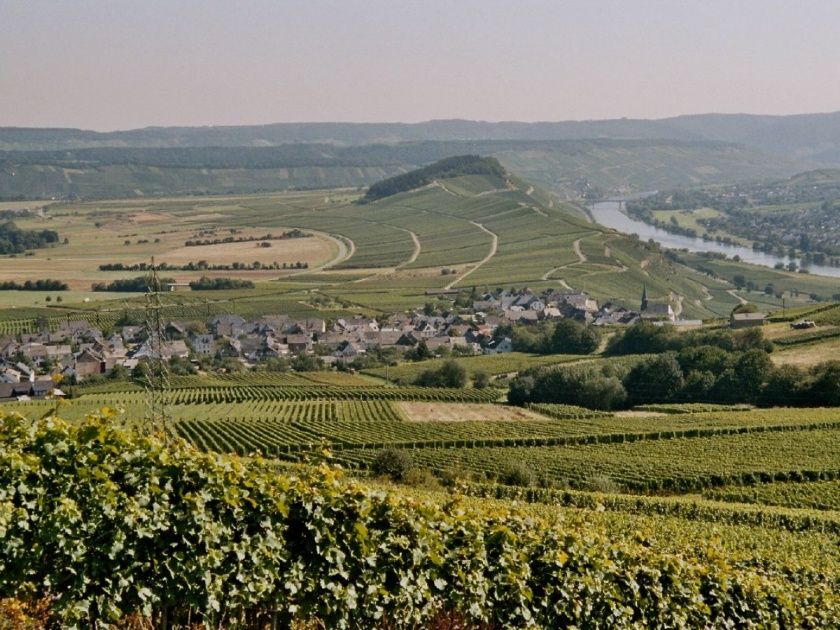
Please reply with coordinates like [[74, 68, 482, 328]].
[[641, 284, 649, 311]]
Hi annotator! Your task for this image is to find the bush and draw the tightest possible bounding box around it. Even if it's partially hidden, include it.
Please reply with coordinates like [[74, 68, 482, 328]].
[[371, 448, 414, 482], [472, 370, 491, 389], [498, 463, 534, 487]]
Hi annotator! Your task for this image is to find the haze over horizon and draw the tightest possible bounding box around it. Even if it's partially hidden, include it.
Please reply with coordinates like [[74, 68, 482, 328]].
[[2, 0, 840, 131]]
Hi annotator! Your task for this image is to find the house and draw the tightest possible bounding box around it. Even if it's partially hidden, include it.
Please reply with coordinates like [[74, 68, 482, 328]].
[[165, 321, 187, 339], [0, 339, 19, 358], [426, 336, 472, 353], [165, 282, 192, 292], [301, 318, 327, 334], [190, 333, 216, 355], [593, 304, 639, 326], [0, 382, 46, 401], [209, 314, 246, 337], [216, 337, 242, 358], [131, 338, 190, 360], [554, 292, 599, 313], [74, 349, 105, 380], [413, 321, 438, 339], [286, 334, 312, 354], [121, 326, 143, 343], [730, 312, 766, 329], [0, 367, 22, 383], [484, 337, 513, 355], [239, 335, 264, 361], [334, 341, 366, 359]]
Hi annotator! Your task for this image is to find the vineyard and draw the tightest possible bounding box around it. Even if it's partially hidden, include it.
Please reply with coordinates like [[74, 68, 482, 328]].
[[3, 375, 840, 626], [704, 479, 840, 511], [1, 413, 838, 627]]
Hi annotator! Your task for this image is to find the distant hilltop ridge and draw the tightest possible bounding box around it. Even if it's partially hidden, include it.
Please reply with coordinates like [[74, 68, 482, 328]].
[[3, 111, 840, 163]]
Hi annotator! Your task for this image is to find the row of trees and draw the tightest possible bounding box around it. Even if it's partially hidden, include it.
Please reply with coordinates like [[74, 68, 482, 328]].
[[0, 221, 61, 254], [184, 229, 307, 247], [605, 322, 771, 356], [100, 260, 309, 271], [0, 279, 68, 291], [188, 276, 255, 290], [91, 276, 175, 292]]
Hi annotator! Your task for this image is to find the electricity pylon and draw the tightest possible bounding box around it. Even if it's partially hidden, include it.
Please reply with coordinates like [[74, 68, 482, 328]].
[[141, 257, 172, 439]]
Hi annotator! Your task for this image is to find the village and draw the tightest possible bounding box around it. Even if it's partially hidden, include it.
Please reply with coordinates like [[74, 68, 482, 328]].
[[0, 286, 756, 401]]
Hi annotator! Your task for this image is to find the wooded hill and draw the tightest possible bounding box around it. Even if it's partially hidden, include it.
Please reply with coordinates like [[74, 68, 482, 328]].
[[4, 111, 840, 161], [362, 155, 506, 202], [0, 139, 803, 201]]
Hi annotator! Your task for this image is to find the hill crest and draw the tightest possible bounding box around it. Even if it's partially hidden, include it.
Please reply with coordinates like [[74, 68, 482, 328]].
[[361, 155, 507, 202]]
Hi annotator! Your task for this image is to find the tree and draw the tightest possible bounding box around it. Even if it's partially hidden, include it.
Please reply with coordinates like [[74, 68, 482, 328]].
[[405, 340, 433, 361], [805, 361, 840, 406], [676, 345, 731, 375], [623, 354, 685, 405], [551, 319, 600, 354], [733, 349, 773, 402], [681, 370, 716, 401], [606, 322, 675, 356], [508, 374, 535, 406], [759, 364, 806, 407], [415, 360, 467, 388]]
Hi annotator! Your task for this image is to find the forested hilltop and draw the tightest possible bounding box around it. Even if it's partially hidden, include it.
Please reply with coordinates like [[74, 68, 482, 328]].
[[362, 155, 506, 201]]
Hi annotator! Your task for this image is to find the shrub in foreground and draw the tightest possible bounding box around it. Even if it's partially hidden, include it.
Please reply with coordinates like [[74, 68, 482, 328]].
[[0, 412, 836, 627], [371, 448, 414, 482]]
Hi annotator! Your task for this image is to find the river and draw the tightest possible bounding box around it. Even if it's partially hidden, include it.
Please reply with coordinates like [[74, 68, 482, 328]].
[[588, 201, 840, 279]]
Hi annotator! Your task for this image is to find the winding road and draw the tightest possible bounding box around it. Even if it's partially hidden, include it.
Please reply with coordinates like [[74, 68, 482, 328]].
[[395, 229, 422, 269], [540, 236, 588, 281], [286, 230, 355, 276], [444, 221, 498, 289]]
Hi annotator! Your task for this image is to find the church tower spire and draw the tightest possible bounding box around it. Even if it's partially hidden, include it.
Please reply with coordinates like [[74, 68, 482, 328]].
[[641, 284, 649, 311]]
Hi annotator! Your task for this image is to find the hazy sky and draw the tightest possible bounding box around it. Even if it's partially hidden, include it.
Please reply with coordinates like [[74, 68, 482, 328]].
[[2, 0, 839, 130]]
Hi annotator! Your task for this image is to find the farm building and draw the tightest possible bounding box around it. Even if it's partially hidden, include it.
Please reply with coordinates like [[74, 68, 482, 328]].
[[730, 312, 766, 329]]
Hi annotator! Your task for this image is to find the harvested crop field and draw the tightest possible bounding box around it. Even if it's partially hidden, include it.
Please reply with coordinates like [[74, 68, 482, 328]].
[[157, 234, 336, 266], [399, 402, 547, 423]]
